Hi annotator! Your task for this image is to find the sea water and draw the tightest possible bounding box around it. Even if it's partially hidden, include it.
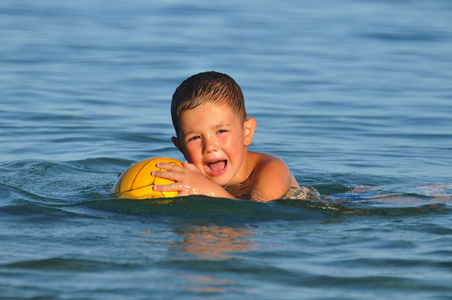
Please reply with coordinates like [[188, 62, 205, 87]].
[[1, 0, 452, 299]]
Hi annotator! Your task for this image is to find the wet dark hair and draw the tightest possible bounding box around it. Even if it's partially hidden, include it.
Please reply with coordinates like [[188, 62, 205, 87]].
[[171, 71, 247, 136]]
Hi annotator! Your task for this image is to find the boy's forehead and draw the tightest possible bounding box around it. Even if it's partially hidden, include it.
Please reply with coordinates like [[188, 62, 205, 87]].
[[180, 102, 237, 118], [178, 103, 241, 129]]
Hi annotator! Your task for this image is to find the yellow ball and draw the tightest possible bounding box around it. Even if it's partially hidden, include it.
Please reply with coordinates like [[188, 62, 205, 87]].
[[112, 157, 183, 199]]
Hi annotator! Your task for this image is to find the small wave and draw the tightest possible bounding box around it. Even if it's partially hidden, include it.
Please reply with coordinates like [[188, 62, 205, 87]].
[[0, 197, 103, 223], [3, 257, 138, 272], [75, 196, 330, 222], [74, 195, 451, 223], [362, 31, 443, 42]]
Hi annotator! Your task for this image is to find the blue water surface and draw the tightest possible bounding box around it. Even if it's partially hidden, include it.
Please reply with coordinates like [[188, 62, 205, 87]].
[[1, 0, 452, 299]]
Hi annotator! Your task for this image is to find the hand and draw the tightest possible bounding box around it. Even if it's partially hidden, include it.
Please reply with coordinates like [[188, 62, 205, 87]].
[[152, 162, 233, 198]]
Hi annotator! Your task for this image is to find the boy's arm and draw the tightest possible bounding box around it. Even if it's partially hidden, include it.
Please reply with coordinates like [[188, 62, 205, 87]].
[[153, 156, 297, 202], [249, 157, 296, 202]]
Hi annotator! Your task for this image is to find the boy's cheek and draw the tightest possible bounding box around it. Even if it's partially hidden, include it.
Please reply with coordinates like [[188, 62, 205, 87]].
[[180, 150, 198, 166], [183, 144, 199, 158], [185, 157, 205, 174], [177, 142, 194, 161]]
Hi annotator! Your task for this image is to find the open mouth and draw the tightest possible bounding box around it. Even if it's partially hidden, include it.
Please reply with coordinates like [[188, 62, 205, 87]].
[[206, 160, 228, 176]]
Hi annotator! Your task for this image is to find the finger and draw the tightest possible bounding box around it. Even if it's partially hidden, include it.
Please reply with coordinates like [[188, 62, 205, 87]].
[[152, 170, 181, 181], [156, 162, 184, 172]]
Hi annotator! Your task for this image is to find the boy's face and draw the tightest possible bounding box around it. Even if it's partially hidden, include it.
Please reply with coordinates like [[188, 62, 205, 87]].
[[173, 102, 255, 187]]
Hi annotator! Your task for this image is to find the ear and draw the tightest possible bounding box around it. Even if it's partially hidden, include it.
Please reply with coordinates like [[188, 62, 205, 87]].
[[243, 117, 256, 147], [172, 136, 183, 153]]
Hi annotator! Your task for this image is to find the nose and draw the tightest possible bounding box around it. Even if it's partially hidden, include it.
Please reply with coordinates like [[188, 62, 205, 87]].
[[202, 136, 218, 154]]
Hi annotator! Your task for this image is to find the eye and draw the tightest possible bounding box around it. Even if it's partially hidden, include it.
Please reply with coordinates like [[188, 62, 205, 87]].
[[218, 129, 228, 134], [187, 135, 200, 142]]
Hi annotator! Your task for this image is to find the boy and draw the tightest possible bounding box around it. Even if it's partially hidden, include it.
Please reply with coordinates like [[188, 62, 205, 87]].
[[152, 71, 319, 202]]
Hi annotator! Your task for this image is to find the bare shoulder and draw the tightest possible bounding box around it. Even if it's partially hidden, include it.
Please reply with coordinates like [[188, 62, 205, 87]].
[[248, 151, 298, 201], [251, 152, 289, 172]]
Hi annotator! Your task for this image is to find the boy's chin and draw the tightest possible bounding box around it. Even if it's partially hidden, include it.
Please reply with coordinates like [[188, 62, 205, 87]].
[[208, 174, 232, 187]]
